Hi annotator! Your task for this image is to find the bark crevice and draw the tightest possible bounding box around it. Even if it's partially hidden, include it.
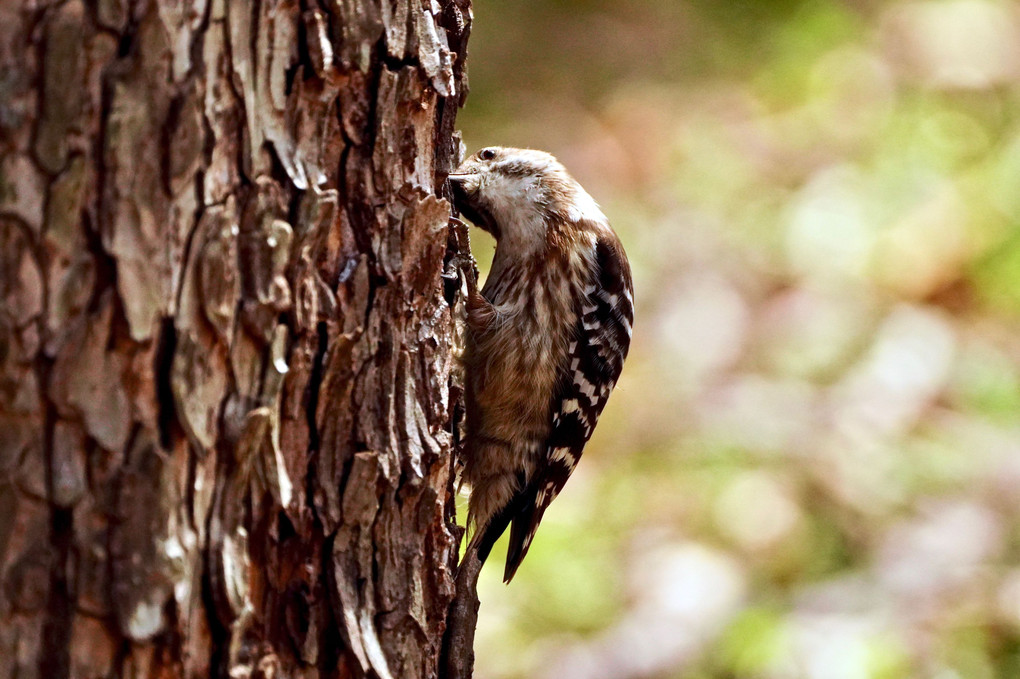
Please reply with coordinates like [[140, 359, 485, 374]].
[[39, 364, 74, 679], [154, 317, 180, 449]]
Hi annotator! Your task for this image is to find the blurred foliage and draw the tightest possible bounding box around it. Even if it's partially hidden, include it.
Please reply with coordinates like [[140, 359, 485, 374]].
[[456, 1, 1020, 678]]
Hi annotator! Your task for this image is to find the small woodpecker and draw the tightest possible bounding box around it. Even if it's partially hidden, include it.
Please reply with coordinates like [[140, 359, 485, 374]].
[[449, 146, 634, 582]]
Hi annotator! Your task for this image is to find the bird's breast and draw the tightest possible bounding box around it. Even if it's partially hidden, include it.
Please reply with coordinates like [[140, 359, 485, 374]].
[[466, 264, 577, 445]]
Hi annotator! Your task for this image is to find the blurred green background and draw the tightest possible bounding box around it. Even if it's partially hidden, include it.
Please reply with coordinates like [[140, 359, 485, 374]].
[[456, 1, 1020, 677]]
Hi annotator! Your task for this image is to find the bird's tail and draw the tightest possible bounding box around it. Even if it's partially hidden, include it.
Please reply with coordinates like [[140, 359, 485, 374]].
[[502, 482, 547, 582], [467, 476, 552, 583], [466, 470, 541, 582]]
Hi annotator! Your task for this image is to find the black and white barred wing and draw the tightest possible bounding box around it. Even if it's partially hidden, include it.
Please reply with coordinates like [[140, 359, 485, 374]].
[[503, 235, 634, 582]]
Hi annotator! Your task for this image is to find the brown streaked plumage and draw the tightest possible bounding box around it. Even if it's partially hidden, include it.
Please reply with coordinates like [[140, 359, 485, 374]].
[[450, 147, 633, 582]]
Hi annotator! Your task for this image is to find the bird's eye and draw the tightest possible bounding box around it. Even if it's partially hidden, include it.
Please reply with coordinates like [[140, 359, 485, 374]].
[[479, 148, 497, 161]]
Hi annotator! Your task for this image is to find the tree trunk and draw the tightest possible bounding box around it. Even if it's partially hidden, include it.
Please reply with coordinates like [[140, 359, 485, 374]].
[[0, 0, 472, 677]]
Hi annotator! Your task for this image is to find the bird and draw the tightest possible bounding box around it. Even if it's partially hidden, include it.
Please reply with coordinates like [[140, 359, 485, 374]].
[[448, 146, 634, 582]]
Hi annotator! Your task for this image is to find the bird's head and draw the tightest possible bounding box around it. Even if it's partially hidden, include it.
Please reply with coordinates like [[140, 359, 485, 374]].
[[448, 147, 605, 252]]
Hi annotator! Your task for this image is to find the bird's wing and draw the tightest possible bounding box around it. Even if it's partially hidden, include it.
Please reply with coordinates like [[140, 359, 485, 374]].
[[502, 233, 634, 582]]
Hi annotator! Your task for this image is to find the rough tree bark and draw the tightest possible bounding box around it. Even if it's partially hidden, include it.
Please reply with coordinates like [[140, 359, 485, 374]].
[[0, 0, 473, 677]]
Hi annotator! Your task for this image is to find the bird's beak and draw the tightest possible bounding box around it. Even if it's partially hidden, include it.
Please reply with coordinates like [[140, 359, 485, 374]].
[[447, 173, 468, 194], [448, 173, 471, 212], [448, 172, 478, 204], [448, 173, 498, 238]]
